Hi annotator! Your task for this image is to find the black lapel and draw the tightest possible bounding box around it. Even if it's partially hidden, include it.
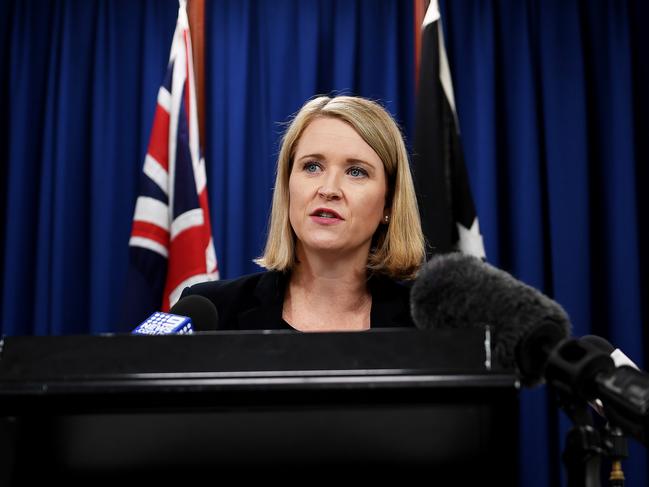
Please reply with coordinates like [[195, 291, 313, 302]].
[[236, 271, 288, 330], [369, 275, 414, 328]]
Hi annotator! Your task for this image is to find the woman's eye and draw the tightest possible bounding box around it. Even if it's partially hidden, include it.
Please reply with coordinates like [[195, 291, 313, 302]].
[[304, 162, 321, 173], [348, 166, 368, 178]]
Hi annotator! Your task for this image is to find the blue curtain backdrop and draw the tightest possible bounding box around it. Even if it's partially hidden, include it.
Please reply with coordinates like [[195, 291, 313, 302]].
[[0, 0, 179, 335], [440, 1, 649, 485], [1, 1, 648, 486]]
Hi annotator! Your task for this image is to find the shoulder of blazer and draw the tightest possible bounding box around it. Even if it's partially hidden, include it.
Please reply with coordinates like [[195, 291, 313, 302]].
[[179, 271, 286, 329], [180, 271, 262, 302]]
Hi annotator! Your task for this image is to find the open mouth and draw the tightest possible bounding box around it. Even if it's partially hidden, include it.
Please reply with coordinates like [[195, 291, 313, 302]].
[[310, 208, 343, 220]]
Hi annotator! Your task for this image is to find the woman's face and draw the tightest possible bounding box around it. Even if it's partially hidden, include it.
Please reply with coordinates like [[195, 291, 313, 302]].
[[288, 117, 388, 259]]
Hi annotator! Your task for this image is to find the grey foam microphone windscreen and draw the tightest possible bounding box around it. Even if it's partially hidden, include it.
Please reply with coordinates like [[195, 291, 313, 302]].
[[410, 253, 571, 385]]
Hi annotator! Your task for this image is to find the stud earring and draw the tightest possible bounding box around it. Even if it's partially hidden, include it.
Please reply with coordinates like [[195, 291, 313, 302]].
[[384, 215, 390, 224]]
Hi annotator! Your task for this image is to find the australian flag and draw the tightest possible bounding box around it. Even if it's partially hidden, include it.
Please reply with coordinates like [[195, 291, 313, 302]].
[[122, 2, 218, 328], [412, 0, 485, 260]]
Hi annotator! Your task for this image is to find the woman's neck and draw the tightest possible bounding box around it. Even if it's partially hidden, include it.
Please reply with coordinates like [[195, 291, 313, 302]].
[[283, 246, 372, 331], [290, 263, 368, 303], [292, 244, 369, 300]]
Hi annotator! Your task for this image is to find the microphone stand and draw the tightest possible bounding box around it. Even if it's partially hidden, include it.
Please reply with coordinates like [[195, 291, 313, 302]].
[[601, 423, 628, 487], [543, 337, 644, 487], [556, 389, 603, 487]]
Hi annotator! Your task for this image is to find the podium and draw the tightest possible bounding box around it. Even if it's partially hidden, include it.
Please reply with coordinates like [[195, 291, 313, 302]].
[[0, 328, 520, 485]]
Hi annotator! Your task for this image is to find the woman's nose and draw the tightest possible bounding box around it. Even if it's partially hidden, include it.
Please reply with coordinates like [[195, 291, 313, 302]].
[[317, 171, 343, 200], [317, 186, 342, 200]]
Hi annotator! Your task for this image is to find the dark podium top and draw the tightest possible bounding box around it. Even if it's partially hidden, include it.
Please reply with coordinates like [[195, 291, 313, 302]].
[[0, 328, 520, 485]]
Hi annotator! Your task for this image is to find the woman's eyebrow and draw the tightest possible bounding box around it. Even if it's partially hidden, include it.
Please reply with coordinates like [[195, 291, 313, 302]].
[[296, 153, 325, 161], [346, 158, 374, 167]]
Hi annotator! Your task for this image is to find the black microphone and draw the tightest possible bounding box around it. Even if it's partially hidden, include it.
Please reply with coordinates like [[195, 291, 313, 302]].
[[546, 335, 649, 446], [169, 295, 220, 332], [581, 335, 640, 370], [132, 295, 219, 335], [577, 335, 643, 419], [410, 252, 571, 386]]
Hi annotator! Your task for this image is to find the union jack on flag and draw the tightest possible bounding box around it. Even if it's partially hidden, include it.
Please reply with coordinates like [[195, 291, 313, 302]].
[[126, 1, 218, 316]]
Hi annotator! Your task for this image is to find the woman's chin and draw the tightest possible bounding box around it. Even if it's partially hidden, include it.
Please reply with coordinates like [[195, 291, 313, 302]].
[[299, 239, 368, 257], [303, 242, 345, 254]]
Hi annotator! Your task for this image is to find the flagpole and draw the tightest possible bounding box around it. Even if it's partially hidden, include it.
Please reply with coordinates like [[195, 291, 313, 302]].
[[186, 0, 206, 151], [414, 0, 428, 92]]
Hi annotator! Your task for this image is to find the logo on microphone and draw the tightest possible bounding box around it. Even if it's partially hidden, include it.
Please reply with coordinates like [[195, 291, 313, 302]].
[[132, 312, 193, 335]]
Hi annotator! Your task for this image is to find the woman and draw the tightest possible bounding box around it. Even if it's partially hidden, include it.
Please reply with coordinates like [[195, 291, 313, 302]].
[[181, 95, 425, 331]]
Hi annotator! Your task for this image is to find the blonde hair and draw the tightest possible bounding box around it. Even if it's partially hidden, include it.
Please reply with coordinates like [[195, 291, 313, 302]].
[[254, 95, 425, 280]]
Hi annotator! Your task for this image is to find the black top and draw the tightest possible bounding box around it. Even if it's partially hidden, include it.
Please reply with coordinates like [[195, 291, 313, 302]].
[[180, 270, 415, 330]]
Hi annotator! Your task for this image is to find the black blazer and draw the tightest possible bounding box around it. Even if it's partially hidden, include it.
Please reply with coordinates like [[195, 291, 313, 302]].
[[180, 270, 415, 330]]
